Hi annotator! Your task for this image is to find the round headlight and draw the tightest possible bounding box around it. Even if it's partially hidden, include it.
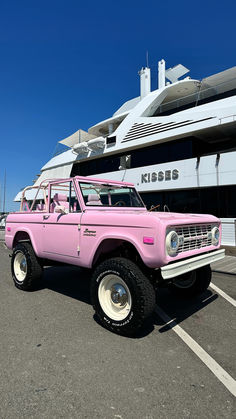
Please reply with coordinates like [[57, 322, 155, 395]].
[[212, 226, 220, 246], [166, 231, 179, 255]]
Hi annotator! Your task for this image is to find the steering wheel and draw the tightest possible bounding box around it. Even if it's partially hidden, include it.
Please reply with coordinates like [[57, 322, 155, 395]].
[[112, 201, 126, 207]]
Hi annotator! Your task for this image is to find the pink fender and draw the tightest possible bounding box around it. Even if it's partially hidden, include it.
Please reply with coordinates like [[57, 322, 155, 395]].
[[78, 229, 164, 269], [5, 225, 42, 256]]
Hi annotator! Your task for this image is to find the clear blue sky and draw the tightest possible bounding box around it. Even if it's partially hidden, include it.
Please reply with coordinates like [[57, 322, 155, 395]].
[[0, 0, 235, 211]]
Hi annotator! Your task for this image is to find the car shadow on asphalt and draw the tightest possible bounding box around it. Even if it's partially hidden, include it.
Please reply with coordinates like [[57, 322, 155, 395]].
[[41, 265, 218, 338], [42, 265, 91, 305], [42, 265, 155, 338], [154, 287, 218, 333]]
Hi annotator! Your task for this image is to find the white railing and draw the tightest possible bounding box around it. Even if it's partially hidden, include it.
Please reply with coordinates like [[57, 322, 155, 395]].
[[220, 218, 236, 247]]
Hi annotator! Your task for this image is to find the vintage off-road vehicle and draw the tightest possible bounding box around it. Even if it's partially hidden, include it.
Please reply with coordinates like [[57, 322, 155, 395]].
[[5, 176, 225, 335]]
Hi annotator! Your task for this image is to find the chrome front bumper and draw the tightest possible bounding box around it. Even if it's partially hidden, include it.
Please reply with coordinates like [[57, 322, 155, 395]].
[[161, 249, 225, 280]]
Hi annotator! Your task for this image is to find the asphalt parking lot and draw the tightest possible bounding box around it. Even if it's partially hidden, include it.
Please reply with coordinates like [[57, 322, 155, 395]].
[[0, 243, 235, 418]]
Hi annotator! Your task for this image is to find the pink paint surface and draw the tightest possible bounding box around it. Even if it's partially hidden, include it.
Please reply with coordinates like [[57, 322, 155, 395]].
[[4, 176, 222, 269]]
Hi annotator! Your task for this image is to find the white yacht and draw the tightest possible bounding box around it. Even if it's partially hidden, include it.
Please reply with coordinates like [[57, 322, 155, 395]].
[[16, 60, 236, 252]]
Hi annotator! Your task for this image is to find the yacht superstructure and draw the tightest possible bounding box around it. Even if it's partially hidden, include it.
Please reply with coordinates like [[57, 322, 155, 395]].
[[16, 60, 236, 251]]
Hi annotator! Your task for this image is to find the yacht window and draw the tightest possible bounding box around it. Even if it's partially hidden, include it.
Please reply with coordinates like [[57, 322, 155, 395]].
[[141, 185, 236, 218], [153, 87, 236, 117], [131, 139, 193, 168]]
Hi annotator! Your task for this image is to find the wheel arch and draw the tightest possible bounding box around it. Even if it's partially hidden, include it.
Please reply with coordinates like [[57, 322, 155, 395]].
[[12, 229, 38, 255], [91, 236, 145, 267]]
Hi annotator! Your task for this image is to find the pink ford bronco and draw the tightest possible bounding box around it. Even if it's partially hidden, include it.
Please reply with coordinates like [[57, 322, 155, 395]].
[[5, 176, 225, 335]]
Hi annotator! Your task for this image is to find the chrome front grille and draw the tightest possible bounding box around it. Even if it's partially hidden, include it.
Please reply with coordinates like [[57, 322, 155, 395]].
[[174, 224, 214, 254]]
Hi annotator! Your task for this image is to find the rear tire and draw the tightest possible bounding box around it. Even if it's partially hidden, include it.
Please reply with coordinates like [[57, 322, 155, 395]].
[[91, 257, 156, 336], [169, 265, 211, 297], [11, 242, 43, 290]]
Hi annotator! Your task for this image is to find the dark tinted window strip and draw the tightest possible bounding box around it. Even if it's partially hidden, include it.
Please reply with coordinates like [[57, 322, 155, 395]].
[[126, 122, 164, 133], [154, 89, 236, 117], [140, 185, 236, 218], [122, 117, 214, 142], [70, 136, 236, 177], [123, 120, 191, 139]]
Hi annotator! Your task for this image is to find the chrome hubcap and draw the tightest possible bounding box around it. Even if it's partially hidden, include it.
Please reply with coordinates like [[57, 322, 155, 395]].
[[98, 274, 132, 321], [111, 284, 128, 307], [20, 259, 27, 274]]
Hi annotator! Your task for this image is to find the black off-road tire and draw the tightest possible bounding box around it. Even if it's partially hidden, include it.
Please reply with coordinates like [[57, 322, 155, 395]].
[[90, 257, 156, 336], [11, 242, 43, 291], [169, 265, 212, 298]]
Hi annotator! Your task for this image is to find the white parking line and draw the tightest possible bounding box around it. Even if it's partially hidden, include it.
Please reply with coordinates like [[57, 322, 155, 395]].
[[155, 306, 236, 398], [210, 282, 236, 308]]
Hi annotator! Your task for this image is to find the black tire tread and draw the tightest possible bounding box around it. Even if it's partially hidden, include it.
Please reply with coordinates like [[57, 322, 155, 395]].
[[11, 242, 43, 291], [169, 265, 212, 298], [91, 257, 156, 335]]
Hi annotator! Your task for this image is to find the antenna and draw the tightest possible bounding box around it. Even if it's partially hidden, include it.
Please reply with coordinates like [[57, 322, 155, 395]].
[[3, 169, 6, 213], [146, 51, 149, 68]]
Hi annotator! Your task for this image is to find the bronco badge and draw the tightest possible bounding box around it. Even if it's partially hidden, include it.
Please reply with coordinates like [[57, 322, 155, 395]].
[[83, 228, 96, 237]]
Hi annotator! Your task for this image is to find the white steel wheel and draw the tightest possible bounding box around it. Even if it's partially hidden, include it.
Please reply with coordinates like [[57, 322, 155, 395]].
[[98, 274, 132, 321], [13, 251, 27, 282], [11, 242, 43, 291]]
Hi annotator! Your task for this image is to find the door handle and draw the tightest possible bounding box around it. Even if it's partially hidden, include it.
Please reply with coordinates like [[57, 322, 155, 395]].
[[43, 215, 50, 220]]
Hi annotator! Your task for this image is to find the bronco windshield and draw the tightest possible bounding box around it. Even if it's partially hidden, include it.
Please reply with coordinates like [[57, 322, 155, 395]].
[[79, 182, 145, 208]]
